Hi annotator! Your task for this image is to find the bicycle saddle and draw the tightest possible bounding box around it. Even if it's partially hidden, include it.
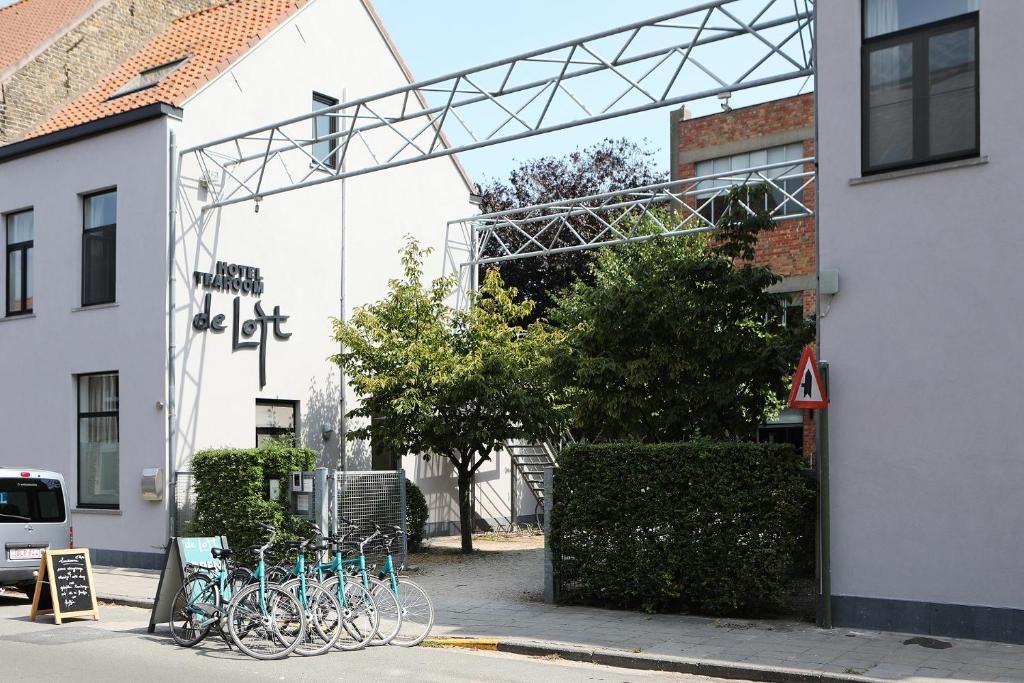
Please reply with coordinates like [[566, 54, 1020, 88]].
[[211, 547, 231, 559]]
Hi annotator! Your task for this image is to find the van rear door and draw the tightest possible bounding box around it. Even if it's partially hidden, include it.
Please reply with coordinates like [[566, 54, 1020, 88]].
[[0, 476, 68, 571]]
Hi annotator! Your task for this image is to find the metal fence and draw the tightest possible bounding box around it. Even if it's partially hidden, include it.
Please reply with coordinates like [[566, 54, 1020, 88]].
[[331, 470, 408, 569], [174, 471, 196, 536]]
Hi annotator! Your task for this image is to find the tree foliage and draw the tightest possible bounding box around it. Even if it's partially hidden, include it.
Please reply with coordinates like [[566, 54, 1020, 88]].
[[332, 239, 564, 552], [481, 138, 665, 319], [548, 188, 813, 443]]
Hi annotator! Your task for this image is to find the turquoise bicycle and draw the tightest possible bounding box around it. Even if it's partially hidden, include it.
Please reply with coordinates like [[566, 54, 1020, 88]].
[[225, 523, 307, 659], [310, 519, 402, 646], [169, 545, 251, 648], [342, 522, 434, 647], [276, 526, 344, 656]]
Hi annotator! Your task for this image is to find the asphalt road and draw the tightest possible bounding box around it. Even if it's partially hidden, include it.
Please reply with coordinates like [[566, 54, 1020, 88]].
[[0, 595, 743, 682]]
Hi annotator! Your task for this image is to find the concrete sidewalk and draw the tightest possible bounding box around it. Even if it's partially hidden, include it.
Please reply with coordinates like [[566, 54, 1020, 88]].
[[94, 542, 1024, 682]]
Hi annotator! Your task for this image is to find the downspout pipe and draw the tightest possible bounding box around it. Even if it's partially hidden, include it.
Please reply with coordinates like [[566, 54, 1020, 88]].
[[167, 129, 179, 540]]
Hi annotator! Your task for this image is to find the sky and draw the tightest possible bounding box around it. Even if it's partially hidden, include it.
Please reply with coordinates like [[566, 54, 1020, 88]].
[[1, 0, 812, 185]]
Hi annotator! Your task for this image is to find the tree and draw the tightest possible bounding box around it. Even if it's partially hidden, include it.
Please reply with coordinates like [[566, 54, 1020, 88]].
[[481, 138, 665, 319], [332, 239, 564, 553], [548, 189, 814, 443]]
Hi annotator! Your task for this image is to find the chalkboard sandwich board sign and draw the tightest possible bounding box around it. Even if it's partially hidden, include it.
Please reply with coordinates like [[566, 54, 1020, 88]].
[[30, 548, 100, 624]]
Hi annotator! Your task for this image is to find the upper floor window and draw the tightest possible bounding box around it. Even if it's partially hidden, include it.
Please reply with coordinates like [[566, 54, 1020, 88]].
[[5, 209, 33, 316], [82, 190, 116, 307], [694, 142, 806, 224], [312, 92, 339, 170], [862, 0, 979, 174]]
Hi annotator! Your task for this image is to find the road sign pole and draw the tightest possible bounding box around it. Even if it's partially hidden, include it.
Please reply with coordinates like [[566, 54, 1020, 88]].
[[817, 361, 831, 629]]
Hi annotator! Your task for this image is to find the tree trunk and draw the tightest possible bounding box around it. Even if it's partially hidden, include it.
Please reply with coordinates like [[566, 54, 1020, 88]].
[[457, 466, 474, 554]]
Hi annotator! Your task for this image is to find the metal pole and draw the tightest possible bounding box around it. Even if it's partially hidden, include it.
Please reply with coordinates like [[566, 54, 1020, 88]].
[[543, 466, 555, 603], [510, 454, 517, 530], [817, 361, 831, 629], [166, 129, 179, 540]]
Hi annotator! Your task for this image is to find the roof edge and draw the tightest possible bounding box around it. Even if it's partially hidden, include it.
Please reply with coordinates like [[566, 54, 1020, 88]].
[[358, 0, 475, 194], [0, 102, 181, 164], [0, 0, 111, 82]]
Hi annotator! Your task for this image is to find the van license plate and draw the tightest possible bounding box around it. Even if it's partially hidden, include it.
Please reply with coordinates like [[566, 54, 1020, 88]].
[[8, 547, 44, 560]]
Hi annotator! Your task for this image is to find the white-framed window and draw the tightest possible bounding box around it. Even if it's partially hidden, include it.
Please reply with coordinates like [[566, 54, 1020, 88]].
[[694, 142, 806, 224]]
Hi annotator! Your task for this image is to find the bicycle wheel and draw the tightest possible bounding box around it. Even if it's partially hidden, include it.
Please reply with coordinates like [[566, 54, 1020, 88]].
[[321, 576, 379, 651], [366, 576, 402, 645], [390, 578, 434, 647], [170, 574, 217, 647], [280, 578, 343, 656], [226, 583, 306, 660]]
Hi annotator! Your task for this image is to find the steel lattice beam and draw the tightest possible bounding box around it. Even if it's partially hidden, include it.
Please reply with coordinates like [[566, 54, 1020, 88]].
[[448, 157, 816, 266], [183, 0, 814, 210]]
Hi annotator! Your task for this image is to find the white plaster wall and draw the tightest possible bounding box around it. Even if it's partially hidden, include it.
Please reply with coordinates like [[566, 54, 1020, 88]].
[[0, 118, 170, 556], [818, 2, 1024, 609], [174, 0, 481, 532]]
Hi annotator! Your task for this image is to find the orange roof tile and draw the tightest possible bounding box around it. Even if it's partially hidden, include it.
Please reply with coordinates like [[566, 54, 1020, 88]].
[[0, 0, 102, 76], [28, 0, 308, 139]]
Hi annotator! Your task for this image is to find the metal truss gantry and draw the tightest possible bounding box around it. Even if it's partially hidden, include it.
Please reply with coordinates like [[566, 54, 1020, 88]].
[[182, 0, 814, 210], [444, 158, 816, 303]]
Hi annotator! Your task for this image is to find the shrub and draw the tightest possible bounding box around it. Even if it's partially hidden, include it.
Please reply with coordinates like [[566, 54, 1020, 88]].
[[191, 444, 317, 561], [405, 479, 429, 552], [550, 441, 814, 616]]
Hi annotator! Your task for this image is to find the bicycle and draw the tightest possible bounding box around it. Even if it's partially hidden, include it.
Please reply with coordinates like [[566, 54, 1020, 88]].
[[310, 518, 401, 647], [169, 545, 252, 648], [344, 523, 434, 647], [275, 523, 344, 656], [224, 523, 308, 660]]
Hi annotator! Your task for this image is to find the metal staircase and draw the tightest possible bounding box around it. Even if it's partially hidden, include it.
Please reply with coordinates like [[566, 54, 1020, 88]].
[[506, 440, 559, 521]]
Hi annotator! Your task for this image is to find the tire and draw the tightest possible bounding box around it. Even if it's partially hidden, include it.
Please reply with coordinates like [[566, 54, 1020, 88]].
[[366, 577, 402, 645], [320, 576, 379, 651], [170, 574, 217, 647], [389, 578, 434, 647], [228, 566, 255, 599], [226, 583, 306, 660], [280, 578, 343, 656]]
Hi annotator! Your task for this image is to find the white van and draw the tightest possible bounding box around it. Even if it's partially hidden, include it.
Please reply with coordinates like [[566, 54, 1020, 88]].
[[0, 468, 71, 595]]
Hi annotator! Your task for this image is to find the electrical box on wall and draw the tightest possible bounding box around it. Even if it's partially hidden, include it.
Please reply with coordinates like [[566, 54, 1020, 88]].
[[141, 468, 164, 501], [290, 471, 315, 520]]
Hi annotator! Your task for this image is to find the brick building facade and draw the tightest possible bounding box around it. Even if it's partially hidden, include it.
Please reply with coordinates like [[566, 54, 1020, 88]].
[[0, 0, 222, 145], [671, 93, 817, 460]]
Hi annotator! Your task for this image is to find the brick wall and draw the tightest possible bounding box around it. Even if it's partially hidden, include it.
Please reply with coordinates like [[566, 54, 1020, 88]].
[[0, 0, 222, 145], [673, 94, 819, 462]]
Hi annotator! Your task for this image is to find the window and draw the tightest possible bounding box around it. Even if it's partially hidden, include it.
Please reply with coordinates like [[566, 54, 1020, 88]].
[[82, 190, 116, 306], [778, 292, 805, 330], [694, 143, 806, 224], [312, 92, 339, 170], [256, 399, 297, 447], [78, 372, 119, 509], [6, 209, 33, 316], [862, 1, 979, 174], [108, 57, 188, 100], [0, 477, 66, 524]]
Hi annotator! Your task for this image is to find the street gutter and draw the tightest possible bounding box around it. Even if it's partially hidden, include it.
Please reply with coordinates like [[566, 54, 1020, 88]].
[[423, 637, 887, 683]]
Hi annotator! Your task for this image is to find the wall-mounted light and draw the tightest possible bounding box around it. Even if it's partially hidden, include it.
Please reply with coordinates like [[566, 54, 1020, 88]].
[[321, 423, 334, 442]]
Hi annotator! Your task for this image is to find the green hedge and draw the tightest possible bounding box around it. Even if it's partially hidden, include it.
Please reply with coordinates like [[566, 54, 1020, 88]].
[[191, 445, 317, 560], [550, 441, 814, 616], [405, 479, 428, 553]]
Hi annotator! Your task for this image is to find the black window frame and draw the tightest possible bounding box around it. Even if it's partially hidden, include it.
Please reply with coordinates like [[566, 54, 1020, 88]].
[[256, 399, 299, 447], [312, 92, 339, 170], [861, 10, 980, 175], [77, 371, 120, 510], [5, 208, 33, 316], [82, 189, 117, 307]]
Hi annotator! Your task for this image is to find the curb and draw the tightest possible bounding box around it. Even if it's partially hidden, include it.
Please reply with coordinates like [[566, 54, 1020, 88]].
[[427, 637, 886, 683], [97, 594, 154, 610]]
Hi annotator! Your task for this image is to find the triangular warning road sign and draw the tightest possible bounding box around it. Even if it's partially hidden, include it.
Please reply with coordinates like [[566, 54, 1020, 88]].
[[788, 346, 827, 409]]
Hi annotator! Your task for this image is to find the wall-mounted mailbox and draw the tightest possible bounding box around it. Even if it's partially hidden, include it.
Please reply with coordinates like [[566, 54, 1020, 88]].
[[141, 468, 164, 501]]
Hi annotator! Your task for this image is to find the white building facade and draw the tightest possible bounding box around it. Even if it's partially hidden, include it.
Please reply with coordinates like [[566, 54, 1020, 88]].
[[819, 0, 1024, 641], [0, 0, 531, 568]]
